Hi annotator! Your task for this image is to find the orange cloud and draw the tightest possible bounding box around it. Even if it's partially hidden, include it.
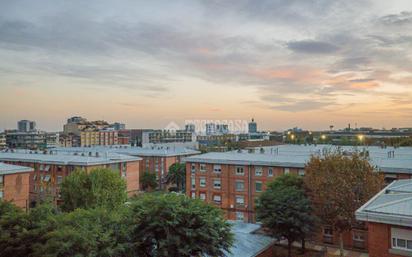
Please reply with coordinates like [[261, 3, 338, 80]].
[[250, 66, 325, 84], [350, 80, 380, 89]]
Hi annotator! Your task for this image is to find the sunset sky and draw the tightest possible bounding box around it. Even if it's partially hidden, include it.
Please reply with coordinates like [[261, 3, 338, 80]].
[[1, 0, 412, 132]]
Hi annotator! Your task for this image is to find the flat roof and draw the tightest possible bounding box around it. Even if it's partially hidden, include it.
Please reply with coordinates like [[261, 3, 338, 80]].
[[52, 146, 200, 157], [0, 150, 141, 166], [186, 144, 412, 173], [356, 179, 412, 227], [0, 162, 33, 175]]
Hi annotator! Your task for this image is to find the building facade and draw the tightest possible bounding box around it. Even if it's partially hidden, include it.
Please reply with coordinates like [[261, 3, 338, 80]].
[[17, 120, 36, 132], [0, 162, 33, 210], [142, 130, 196, 145], [5, 131, 59, 149], [0, 133, 6, 149], [0, 150, 141, 207], [356, 179, 412, 257]]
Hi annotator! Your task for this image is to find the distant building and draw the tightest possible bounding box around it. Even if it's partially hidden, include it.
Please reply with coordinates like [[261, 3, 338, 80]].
[[185, 124, 196, 133], [5, 131, 59, 149], [206, 123, 216, 135], [0, 162, 33, 210], [142, 130, 195, 145], [248, 118, 257, 133], [17, 120, 36, 132], [216, 124, 229, 134], [0, 133, 6, 149], [110, 122, 126, 131], [356, 179, 412, 257]]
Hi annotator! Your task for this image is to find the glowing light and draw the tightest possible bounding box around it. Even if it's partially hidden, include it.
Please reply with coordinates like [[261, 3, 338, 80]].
[[320, 134, 326, 140], [358, 134, 365, 141]]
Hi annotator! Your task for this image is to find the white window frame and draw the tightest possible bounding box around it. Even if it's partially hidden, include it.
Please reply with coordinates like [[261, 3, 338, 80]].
[[236, 166, 244, 176], [268, 168, 273, 177], [255, 181, 263, 192], [199, 177, 206, 188], [235, 180, 244, 191], [191, 163, 196, 173], [213, 195, 221, 204], [191, 192, 196, 199], [235, 195, 244, 205], [191, 177, 196, 189], [284, 168, 290, 174], [255, 166, 263, 176], [213, 165, 222, 173], [200, 164, 206, 172], [236, 211, 244, 221], [392, 228, 412, 251], [199, 193, 206, 201], [298, 169, 305, 176], [213, 179, 221, 189]]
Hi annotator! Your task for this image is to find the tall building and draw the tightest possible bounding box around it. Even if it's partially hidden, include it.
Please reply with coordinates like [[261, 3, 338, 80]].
[[205, 123, 216, 135], [0, 133, 6, 149], [5, 131, 59, 149], [185, 124, 196, 133], [110, 122, 126, 131], [142, 130, 195, 145], [248, 118, 257, 133], [18, 120, 36, 132]]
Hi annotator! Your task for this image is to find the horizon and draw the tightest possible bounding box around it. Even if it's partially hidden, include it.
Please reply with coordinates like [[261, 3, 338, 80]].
[[1, 0, 412, 131]]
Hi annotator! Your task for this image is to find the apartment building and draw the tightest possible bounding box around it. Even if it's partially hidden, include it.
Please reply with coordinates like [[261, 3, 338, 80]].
[[356, 179, 412, 257], [53, 145, 200, 188], [142, 130, 196, 145], [5, 131, 59, 149], [0, 150, 141, 207], [185, 144, 412, 251], [0, 133, 6, 149], [0, 162, 33, 210]]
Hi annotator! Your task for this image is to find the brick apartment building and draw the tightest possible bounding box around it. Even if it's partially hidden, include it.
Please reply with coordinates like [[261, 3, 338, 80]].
[[0, 162, 33, 210], [0, 149, 141, 207], [356, 179, 412, 257], [54, 145, 200, 188], [184, 144, 412, 251]]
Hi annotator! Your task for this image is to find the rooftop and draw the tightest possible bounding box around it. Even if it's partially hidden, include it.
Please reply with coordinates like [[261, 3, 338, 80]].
[[0, 162, 33, 175], [225, 222, 274, 257], [0, 149, 141, 166], [52, 145, 200, 157], [185, 144, 412, 173], [356, 179, 412, 227]]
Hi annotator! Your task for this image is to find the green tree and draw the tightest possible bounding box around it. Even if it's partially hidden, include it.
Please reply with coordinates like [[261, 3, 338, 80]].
[[305, 153, 384, 257], [140, 171, 158, 191], [166, 163, 186, 192], [256, 175, 315, 257], [125, 193, 233, 257], [60, 168, 127, 212]]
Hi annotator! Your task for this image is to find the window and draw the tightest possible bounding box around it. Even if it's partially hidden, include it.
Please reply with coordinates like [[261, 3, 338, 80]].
[[235, 181, 244, 191], [213, 179, 221, 189], [191, 192, 196, 199], [213, 195, 221, 204], [236, 212, 244, 221], [392, 228, 412, 251], [255, 181, 263, 192], [268, 168, 273, 177], [33, 174, 37, 181], [284, 168, 290, 174], [44, 175, 51, 182], [200, 164, 206, 172], [255, 167, 263, 176], [236, 166, 244, 176], [213, 165, 222, 173], [0, 191, 3, 199], [57, 166, 63, 172], [298, 169, 305, 176], [235, 195, 244, 206], [200, 177, 206, 187], [191, 163, 196, 173], [57, 176, 63, 184], [121, 169, 127, 178], [122, 163, 127, 172], [200, 193, 206, 201], [191, 177, 196, 189], [0, 175, 3, 185]]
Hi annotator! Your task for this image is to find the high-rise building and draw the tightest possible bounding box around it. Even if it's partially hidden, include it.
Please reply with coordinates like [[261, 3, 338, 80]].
[[185, 124, 196, 133], [110, 122, 126, 131], [0, 133, 6, 149], [206, 123, 216, 135], [17, 120, 36, 132], [248, 118, 257, 133]]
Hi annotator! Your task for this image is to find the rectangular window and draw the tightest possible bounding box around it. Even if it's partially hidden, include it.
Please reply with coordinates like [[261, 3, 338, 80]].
[[298, 169, 305, 176], [0, 175, 3, 186], [213, 165, 221, 173], [191, 163, 196, 174], [57, 176, 63, 184], [236, 211, 244, 221], [213, 179, 221, 189], [235, 195, 244, 206], [236, 166, 244, 176], [191, 192, 196, 199], [122, 170, 127, 178], [284, 168, 290, 174], [200, 193, 206, 201], [255, 181, 263, 192], [255, 167, 263, 176], [191, 177, 196, 189], [200, 177, 206, 187], [392, 227, 412, 251], [0, 191, 3, 199], [235, 181, 244, 191], [200, 164, 206, 172], [268, 168, 273, 177], [213, 195, 221, 204]]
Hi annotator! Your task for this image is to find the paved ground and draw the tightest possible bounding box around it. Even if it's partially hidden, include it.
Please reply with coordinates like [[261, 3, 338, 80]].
[[279, 240, 369, 257]]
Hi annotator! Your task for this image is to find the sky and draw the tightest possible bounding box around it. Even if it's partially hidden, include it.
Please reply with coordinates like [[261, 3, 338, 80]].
[[0, 0, 412, 132]]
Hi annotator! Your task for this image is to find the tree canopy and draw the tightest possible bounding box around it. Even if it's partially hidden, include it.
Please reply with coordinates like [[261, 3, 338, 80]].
[[256, 174, 315, 257], [166, 163, 186, 192], [304, 152, 384, 256], [60, 168, 127, 212], [140, 171, 158, 191]]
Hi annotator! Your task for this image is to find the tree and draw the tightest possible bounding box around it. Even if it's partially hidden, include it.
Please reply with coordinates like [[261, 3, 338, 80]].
[[166, 163, 186, 192], [60, 168, 127, 212], [304, 153, 384, 257], [125, 193, 233, 257], [140, 171, 158, 191], [256, 175, 315, 257]]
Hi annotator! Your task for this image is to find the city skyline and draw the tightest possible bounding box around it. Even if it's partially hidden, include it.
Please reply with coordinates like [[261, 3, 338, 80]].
[[1, 0, 412, 131]]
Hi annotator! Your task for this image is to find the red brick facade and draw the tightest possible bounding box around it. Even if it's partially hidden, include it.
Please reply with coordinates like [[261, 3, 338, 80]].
[[368, 222, 412, 257], [2, 172, 31, 210]]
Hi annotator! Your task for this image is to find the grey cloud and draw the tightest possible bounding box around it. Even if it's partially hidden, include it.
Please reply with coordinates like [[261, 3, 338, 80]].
[[287, 40, 340, 54], [270, 99, 335, 112], [379, 11, 412, 25]]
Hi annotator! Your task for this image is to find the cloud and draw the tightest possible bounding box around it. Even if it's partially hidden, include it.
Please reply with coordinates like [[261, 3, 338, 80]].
[[379, 11, 412, 25], [287, 40, 340, 54]]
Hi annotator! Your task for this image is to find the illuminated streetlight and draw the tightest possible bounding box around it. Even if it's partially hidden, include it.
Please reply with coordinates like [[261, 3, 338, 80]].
[[357, 134, 364, 141], [290, 134, 295, 140], [320, 134, 326, 140]]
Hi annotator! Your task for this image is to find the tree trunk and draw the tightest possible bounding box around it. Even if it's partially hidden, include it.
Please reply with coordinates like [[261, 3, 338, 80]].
[[339, 232, 344, 257], [301, 237, 306, 253], [288, 240, 292, 257]]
